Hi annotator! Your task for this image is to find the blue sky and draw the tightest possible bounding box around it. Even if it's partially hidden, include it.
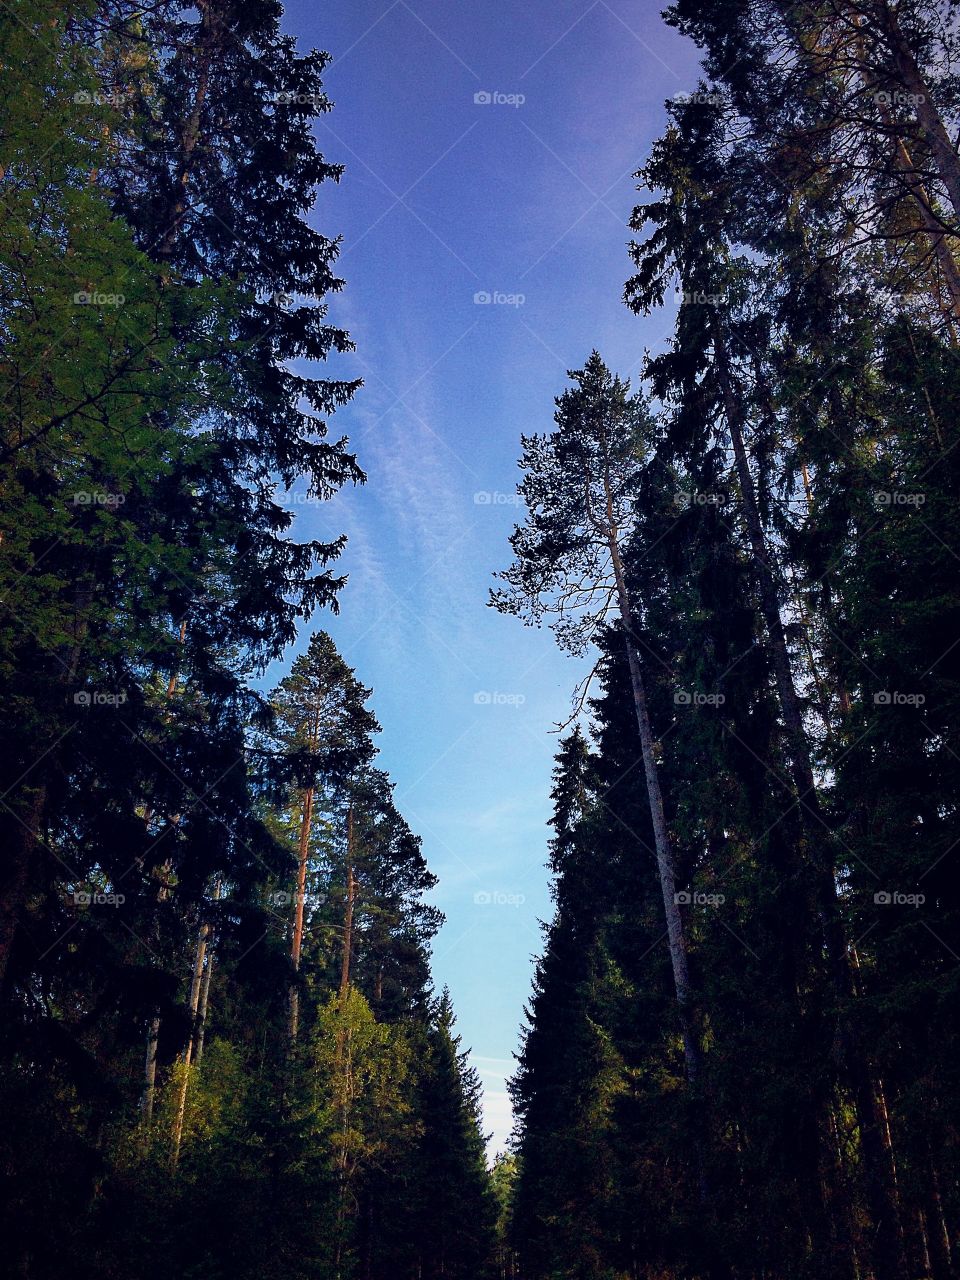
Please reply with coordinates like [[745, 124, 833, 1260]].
[[275, 0, 703, 1153]]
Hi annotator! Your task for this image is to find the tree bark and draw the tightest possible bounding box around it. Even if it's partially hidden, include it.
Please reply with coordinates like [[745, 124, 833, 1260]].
[[339, 805, 355, 997], [171, 914, 211, 1169], [921, 1152, 954, 1280], [603, 516, 699, 1080], [140, 857, 174, 1133], [138, 626, 187, 1128], [288, 783, 315, 1043], [194, 949, 214, 1069], [842, 5, 960, 329], [141, 1013, 162, 1127], [878, 0, 960, 223], [154, 0, 221, 262]]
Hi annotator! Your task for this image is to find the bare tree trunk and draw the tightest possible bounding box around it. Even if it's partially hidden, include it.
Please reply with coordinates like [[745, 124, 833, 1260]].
[[921, 1151, 954, 1280], [887, 129, 960, 325], [591, 439, 715, 1230], [842, 6, 960, 330], [192, 877, 221, 1070], [194, 949, 214, 1069], [171, 914, 211, 1169], [339, 805, 355, 997], [878, 0, 960, 222], [138, 624, 188, 1129], [155, 0, 220, 262], [141, 1013, 162, 1126], [288, 784, 315, 1043], [604, 522, 699, 1080], [140, 856, 174, 1133]]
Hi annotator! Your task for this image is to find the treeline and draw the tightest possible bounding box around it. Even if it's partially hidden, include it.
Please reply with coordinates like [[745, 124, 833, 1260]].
[[497, 3, 960, 1279], [0, 4, 495, 1278]]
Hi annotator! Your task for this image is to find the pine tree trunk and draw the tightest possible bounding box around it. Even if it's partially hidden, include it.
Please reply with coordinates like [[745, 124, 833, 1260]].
[[171, 913, 211, 1169], [878, 0, 960, 222], [155, 0, 221, 261], [192, 879, 220, 1069], [194, 949, 213, 1069], [606, 528, 699, 1081], [844, 7, 960, 328], [339, 805, 355, 997], [288, 784, 315, 1043], [141, 1013, 161, 1127], [921, 1153, 953, 1280], [137, 626, 188, 1126], [887, 129, 960, 324], [139, 856, 175, 1134]]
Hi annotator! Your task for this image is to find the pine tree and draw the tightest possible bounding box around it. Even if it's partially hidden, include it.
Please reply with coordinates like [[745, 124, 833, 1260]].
[[491, 355, 702, 1088], [269, 631, 380, 1042]]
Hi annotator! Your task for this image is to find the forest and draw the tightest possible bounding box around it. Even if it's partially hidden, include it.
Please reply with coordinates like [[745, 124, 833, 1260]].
[[1, 1, 958, 1279]]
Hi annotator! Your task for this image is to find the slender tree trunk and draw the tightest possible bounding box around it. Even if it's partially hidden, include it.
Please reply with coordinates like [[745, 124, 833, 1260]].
[[844, 7, 960, 329], [339, 805, 355, 997], [878, 1, 960, 223], [288, 699, 322, 1045], [140, 856, 174, 1133], [606, 530, 699, 1082], [192, 878, 220, 1070], [594, 449, 717, 1244], [921, 1152, 953, 1280], [288, 783, 315, 1044], [194, 949, 213, 1069], [888, 130, 960, 325], [171, 913, 211, 1169], [138, 623, 188, 1127], [154, 0, 220, 262], [141, 1013, 162, 1127]]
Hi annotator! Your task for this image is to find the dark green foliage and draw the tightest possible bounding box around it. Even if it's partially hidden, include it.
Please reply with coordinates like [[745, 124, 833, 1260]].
[[506, 5, 960, 1277], [0, 4, 496, 1279]]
